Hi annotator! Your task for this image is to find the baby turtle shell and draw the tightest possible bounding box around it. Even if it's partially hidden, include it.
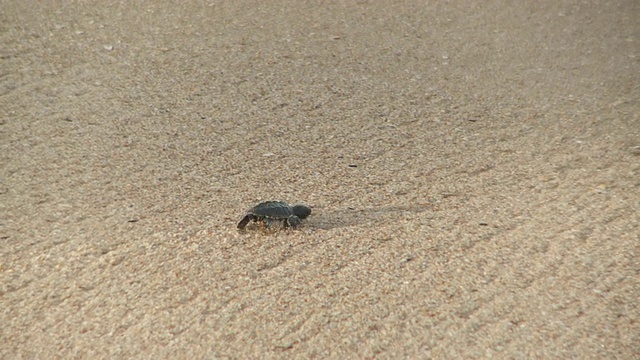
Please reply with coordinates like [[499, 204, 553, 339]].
[[237, 201, 311, 230]]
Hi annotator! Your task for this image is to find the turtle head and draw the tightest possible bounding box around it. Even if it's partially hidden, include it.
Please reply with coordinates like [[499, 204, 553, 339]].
[[292, 204, 311, 219]]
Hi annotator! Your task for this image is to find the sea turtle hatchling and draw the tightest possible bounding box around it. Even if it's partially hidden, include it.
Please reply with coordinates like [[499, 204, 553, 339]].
[[237, 201, 311, 230]]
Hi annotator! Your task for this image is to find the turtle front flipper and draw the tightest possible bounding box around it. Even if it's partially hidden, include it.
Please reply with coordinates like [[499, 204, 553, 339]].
[[237, 214, 256, 229], [285, 216, 302, 228]]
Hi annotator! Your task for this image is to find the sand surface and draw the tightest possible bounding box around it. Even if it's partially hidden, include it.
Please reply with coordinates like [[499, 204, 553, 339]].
[[1, 1, 639, 358]]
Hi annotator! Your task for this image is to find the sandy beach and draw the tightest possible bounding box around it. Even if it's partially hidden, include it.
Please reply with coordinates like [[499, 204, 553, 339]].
[[1, 1, 638, 358]]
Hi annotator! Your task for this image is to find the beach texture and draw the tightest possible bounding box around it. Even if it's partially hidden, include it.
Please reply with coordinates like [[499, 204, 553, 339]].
[[1, 1, 639, 358]]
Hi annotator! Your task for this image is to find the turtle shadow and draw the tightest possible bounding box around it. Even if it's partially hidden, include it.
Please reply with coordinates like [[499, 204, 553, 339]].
[[307, 204, 434, 230]]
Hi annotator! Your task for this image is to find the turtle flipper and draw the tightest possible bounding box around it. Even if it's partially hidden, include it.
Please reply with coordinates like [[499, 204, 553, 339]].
[[237, 214, 256, 229], [286, 216, 302, 228]]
